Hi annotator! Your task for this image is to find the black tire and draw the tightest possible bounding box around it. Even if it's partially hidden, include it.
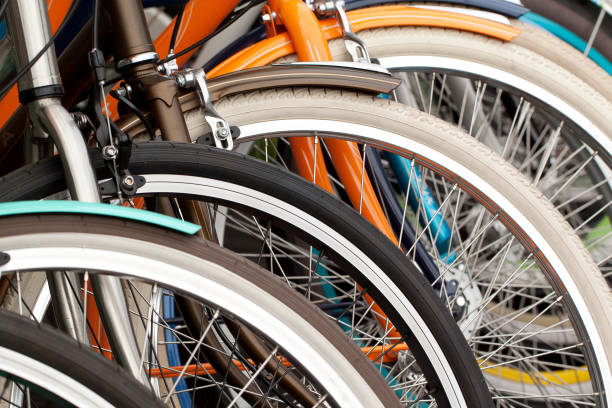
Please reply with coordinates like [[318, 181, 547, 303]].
[[0, 142, 493, 408], [0, 310, 164, 408]]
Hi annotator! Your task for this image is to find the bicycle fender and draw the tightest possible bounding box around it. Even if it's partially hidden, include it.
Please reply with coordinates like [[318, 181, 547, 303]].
[[116, 63, 401, 137], [0, 201, 201, 235], [189, 63, 400, 112]]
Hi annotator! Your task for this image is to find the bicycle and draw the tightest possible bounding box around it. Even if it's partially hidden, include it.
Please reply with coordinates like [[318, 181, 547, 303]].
[[0, 1, 608, 406], [0, 0, 502, 406]]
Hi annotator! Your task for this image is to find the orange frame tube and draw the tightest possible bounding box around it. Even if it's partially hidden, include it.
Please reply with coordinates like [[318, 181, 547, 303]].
[[266, 0, 335, 194], [149, 342, 409, 378], [210, 5, 520, 76], [266, 0, 397, 242], [266, 0, 400, 338]]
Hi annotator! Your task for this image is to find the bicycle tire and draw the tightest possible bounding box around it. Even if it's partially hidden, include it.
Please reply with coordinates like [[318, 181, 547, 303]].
[[313, 25, 612, 152], [0, 310, 164, 408], [304, 25, 612, 282], [0, 212, 402, 408], [408, 2, 612, 99], [188, 88, 611, 406], [520, 0, 612, 65], [3, 80, 612, 404], [0, 142, 493, 408], [510, 19, 612, 101]]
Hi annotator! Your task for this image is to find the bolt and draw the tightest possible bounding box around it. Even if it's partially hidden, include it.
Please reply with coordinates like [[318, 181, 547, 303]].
[[122, 175, 135, 188], [314, 0, 336, 16], [116, 82, 132, 98], [102, 145, 118, 160], [216, 127, 230, 140], [260, 11, 277, 23], [175, 74, 186, 87]]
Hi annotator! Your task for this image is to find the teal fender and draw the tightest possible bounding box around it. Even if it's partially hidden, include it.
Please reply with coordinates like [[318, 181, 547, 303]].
[[0, 201, 201, 235]]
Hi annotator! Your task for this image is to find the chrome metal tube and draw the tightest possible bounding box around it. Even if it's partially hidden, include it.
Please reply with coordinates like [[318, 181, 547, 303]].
[[6, 0, 148, 385], [6, 0, 61, 91], [90, 276, 150, 384], [33, 99, 101, 202], [47, 271, 89, 342]]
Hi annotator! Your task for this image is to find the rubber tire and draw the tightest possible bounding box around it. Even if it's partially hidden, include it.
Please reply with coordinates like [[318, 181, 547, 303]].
[[0, 142, 494, 408], [402, 2, 612, 100], [0, 310, 164, 408], [0, 144, 494, 408], [521, 0, 612, 66], [0, 213, 402, 408], [285, 25, 612, 153], [207, 88, 612, 403], [510, 19, 612, 101]]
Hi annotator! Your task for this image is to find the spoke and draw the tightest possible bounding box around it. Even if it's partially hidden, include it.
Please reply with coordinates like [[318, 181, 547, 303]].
[[474, 88, 503, 143], [457, 79, 470, 129], [547, 149, 598, 201], [398, 157, 416, 249], [16, 272, 22, 316], [569, 196, 610, 231], [500, 98, 525, 159], [434, 73, 448, 116], [253, 217, 291, 286], [81, 271, 89, 340], [406, 184, 457, 257], [428, 72, 436, 114], [533, 122, 563, 186], [313, 135, 319, 183], [138, 283, 158, 381], [584, 7, 605, 56], [584, 229, 612, 251], [164, 309, 220, 404], [482, 342, 583, 372], [460, 255, 535, 332], [215, 327, 243, 408], [555, 178, 610, 211], [413, 72, 427, 111], [468, 81, 485, 137], [227, 346, 279, 408], [478, 293, 562, 366]]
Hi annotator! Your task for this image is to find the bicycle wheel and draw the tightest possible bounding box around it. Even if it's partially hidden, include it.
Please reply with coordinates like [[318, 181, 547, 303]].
[[5, 82, 612, 405], [0, 144, 493, 408], [0, 310, 165, 408], [0, 211, 401, 408], [119, 88, 611, 406], [407, 3, 612, 99], [304, 25, 612, 282]]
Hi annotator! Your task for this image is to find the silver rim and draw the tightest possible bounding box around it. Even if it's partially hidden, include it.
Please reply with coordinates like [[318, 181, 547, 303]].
[[225, 117, 610, 406], [0, 232, 389, 408]]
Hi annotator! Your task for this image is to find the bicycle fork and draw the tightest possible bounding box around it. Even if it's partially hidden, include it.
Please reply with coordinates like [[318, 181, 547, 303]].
[[6, 0, 148, 385]]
